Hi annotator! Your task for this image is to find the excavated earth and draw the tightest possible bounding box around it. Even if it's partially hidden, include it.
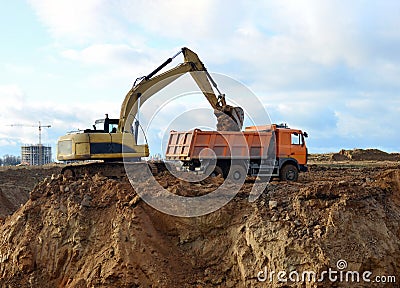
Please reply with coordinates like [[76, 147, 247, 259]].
[[215, 111, 241, 132], [0, 165, 61, 220], [0, 155, 399, 287]]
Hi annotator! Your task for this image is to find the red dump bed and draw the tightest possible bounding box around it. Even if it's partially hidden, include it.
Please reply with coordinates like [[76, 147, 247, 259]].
[[165, 129, 274, 161]]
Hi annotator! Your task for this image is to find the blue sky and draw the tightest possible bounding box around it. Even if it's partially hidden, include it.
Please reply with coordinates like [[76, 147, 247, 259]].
[[1, 0, 400, 159]]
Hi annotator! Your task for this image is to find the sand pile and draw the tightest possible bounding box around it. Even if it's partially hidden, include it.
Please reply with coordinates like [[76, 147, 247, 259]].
[[0, 163, 399, 287], [331, 149, 400, 161], [0, 166, 61, 220]]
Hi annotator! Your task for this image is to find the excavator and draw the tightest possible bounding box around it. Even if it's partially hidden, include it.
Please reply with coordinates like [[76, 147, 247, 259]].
[[57, 47, 244, 177]]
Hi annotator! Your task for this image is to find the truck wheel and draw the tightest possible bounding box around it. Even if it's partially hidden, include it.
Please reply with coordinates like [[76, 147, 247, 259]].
[[206, 165, 224, 178], [280, 164, 298, 181], [62, 167, 75, 179], [228, 164, 247, 183]]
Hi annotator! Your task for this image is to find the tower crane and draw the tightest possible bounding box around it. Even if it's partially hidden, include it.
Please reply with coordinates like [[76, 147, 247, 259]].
[[7, 121, 51, 165], [8, 121, 51, 145]]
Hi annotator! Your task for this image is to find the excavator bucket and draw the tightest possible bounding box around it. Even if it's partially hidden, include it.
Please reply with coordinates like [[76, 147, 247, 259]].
[[215, 106, 244, 131]]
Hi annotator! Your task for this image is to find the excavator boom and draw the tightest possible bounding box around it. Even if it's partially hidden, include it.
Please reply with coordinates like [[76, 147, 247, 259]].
[[57, 47, 244, 167], [118, 47, 244, 132]]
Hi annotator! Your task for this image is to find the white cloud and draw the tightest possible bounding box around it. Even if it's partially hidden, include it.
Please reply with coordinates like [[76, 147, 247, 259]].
[[117, 0, 217, 40], [21, 0, 400, 153], [0, 84, 25, 106], [0, 138, 18, 148], [28, 0, 123, 44], [266, 1, 366, 66], [4, 64, 36, 74], [0, 84, 121, 153], [61, 44, 143, 65], [28, 0, 400, 91]]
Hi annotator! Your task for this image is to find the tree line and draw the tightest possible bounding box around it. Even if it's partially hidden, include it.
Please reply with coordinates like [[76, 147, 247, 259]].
[[0, 155, 21, 166]]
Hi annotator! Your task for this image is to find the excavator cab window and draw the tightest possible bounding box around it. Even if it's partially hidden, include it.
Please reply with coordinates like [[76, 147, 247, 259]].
[[106, 119, 119, 133], [94, 120, 104, 131], [93, 117, 119, 133], [109, 124, 118, 133]]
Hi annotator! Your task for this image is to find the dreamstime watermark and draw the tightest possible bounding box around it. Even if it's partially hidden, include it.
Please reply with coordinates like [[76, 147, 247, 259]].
[[257, 259, 396, 284], [122, 71, 274, 217]]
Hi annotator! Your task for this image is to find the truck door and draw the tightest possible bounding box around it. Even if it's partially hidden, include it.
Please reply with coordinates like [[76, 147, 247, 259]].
[[290, 132, 307, 165], [277, 130, 291, 159]]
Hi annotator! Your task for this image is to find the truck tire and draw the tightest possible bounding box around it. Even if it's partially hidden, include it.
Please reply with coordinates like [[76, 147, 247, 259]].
[[228, 164, 247, 183], [280, 164, 298, 181], [61, 167, 75, 179], [206, 165, 224, 178]]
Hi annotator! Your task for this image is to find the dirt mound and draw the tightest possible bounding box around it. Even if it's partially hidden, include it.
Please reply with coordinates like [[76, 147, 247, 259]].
[[0, 164, 399, 287], [0, 166, 62, 219], [331, 149, 400, 161]]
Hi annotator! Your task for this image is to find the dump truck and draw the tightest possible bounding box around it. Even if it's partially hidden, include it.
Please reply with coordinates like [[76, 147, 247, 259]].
[[165, 124, 308, 181]]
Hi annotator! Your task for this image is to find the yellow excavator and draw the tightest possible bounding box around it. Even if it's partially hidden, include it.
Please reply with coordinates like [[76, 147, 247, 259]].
[[57, 47, 244, 176]]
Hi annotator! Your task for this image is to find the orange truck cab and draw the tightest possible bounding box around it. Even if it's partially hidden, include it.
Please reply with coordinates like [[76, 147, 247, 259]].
[[165, 124, 308, 181]]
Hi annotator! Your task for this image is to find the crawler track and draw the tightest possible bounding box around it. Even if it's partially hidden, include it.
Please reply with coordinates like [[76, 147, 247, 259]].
[[61, 161, 167, 179]]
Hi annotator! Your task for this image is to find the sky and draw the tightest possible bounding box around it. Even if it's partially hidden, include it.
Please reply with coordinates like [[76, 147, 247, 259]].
[[0, 0, 399, 159]]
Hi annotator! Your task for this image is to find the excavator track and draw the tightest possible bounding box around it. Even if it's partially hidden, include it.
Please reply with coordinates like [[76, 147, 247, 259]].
[[61, 161, 167, 179]]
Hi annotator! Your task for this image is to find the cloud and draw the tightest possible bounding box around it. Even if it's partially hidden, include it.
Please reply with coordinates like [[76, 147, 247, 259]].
[[336, 96, 400, 139], [0, 84, 25, 106], [118, 1, 215, 38], [4, 64, 36, 75], [0, 84, 121, 156], [27, 0, 128, 44], [21, 0, 400, 154], [59, 43, 156, 82], [29, 1, 400, 91], [263, 90, 400, 152], [61, 44, 144, 66]]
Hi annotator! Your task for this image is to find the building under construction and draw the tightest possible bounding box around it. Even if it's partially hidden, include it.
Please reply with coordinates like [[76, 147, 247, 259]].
[[21, 144, 52, 165]]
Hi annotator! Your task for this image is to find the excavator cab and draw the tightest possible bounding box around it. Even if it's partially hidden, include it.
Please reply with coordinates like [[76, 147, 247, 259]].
[[84, 114, 119, 133], [97, 114, 119, 133]]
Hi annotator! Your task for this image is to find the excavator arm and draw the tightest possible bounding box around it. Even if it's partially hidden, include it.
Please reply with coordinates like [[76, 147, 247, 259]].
[[118, 47, 244, 133]]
